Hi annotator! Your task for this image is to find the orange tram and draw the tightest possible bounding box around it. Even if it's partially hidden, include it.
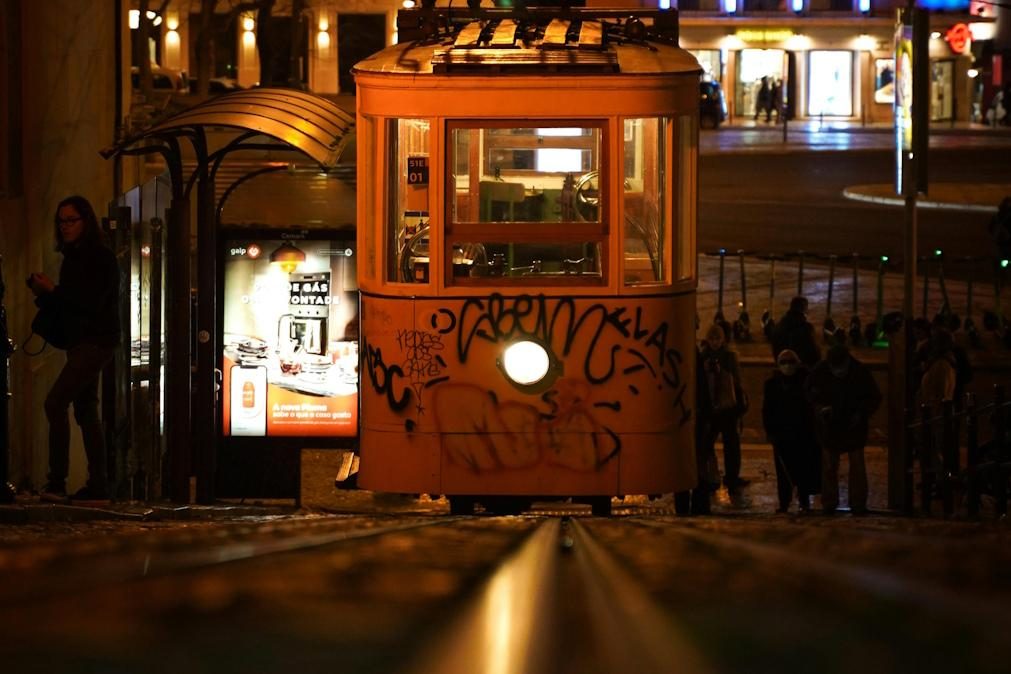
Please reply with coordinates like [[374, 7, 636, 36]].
[[353, 6, 701, 515]]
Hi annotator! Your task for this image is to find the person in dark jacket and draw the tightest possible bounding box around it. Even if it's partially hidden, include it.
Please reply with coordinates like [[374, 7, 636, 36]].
[[771, 296, 821, 368], [701, 323, 749, 490], [805, 345, 881, 515], [28, 196, 120, 501], [762, 349, 820, 513]]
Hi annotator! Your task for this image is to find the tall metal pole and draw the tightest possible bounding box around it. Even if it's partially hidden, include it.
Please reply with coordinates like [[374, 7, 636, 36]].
[[893, 4, 928, 511], [0, 256, 16, 503]]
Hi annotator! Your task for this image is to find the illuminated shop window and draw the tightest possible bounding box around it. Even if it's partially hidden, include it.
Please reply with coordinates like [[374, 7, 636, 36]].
[[447, 122, 606, 286], [623, 117, 669, 285], [808, 50, 854, 117], [387, 118, 431, 283]]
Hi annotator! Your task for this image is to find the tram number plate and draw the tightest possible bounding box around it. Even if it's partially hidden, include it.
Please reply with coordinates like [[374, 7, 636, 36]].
[[407, 156, 429, 186]]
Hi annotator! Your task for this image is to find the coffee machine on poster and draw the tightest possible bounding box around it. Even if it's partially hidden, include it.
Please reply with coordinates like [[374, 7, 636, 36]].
[[221, 230, 359, 438], [279, 271, 331, 364]]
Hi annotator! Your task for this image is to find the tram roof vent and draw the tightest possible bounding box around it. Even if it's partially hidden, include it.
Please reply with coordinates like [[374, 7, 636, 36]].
[[434, 20, 621, 74], [391, 7, 679, 74]]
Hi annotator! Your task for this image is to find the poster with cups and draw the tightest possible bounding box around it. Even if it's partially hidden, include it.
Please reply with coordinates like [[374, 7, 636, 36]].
[[222, 232, 358, 437]]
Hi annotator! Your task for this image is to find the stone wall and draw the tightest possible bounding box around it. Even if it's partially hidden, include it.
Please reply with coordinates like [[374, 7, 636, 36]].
[[0, 0, 119, 491]]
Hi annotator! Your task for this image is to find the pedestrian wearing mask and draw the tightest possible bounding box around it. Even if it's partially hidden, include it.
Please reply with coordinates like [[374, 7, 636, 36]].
[[762, 350, 820, 513], [28, 196, 120, 502], [806, 345, 881, 515], [701, 323, 749, 490]]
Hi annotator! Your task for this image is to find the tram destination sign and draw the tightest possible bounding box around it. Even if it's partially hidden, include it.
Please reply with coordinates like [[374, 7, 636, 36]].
[[407, 156, 429, 186]]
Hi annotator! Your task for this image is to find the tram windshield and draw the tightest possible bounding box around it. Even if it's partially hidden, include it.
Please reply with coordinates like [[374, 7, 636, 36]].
[[450, 125, 602, 225], [446, 123, 605, 284]]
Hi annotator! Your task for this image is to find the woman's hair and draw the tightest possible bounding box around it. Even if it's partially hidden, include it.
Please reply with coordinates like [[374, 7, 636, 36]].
[[53, 195, 105, 252]]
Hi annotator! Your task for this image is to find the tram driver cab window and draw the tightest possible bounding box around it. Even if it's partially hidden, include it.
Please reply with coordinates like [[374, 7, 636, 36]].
[[447, 123, 606, 285], [388, 118, 432, 284]]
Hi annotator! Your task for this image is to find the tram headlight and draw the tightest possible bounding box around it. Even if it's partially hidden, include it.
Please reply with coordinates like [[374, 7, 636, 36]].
[[501, 341, 551, 387]]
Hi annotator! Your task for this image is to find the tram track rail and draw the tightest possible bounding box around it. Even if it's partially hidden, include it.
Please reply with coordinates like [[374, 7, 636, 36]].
[[406, 517, 711, 674]]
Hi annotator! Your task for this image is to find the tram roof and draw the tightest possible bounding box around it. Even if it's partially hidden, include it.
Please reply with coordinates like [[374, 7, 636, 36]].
[[355, 14, 700, 77]]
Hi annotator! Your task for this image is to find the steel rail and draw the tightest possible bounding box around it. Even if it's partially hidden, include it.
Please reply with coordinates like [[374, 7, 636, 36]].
[[404, 517, 711, 674], [0, 516, 454, 603], [633, 517, 1010, 623]]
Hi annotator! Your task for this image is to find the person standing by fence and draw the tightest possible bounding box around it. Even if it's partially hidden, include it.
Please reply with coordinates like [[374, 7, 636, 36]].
[[806, 345, 881, 515], [771, 296, 821, 368], [701, 323, 749, 491]]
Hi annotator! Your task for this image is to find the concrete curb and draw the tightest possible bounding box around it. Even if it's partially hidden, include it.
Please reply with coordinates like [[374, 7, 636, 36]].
[[842, 187, 1001, 213]]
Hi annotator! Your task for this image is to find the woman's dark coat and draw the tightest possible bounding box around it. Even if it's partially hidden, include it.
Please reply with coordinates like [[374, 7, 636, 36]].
[[762, 367, 820, 494]]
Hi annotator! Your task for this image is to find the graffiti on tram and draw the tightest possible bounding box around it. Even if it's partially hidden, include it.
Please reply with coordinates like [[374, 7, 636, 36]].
[[362, 293, 691, 473]]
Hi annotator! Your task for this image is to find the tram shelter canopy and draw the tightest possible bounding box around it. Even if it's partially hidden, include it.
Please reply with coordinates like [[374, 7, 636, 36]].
[[99, 87, 355, 505], [103, 87, 354, 169]]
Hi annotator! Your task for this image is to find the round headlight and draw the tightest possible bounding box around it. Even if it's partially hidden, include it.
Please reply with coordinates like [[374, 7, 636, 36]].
[[502, 341, 550, 386]]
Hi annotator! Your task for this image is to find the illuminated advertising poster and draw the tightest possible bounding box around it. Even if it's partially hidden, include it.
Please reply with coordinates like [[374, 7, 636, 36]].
[[894, 13, 913, 195], [222, 233, 358, 437]]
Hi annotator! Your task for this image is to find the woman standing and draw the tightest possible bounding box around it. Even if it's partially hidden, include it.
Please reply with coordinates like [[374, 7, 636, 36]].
[[28, 196, 120, 501], [762, 349, 820, 513]]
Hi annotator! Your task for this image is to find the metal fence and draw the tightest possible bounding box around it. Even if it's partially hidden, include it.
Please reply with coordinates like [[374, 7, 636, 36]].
[[701, 249, 1011, 349], [905, 385, 1010, 519]]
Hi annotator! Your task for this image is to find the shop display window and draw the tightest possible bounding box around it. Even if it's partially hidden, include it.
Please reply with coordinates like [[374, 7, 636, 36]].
[[623, 117, 668, 285], [808, 50, 854, 117], [874, 58, 895, 105], [447, 122, 607, 285], [931, 60, 954, 122], [689, 49, 723, 83]]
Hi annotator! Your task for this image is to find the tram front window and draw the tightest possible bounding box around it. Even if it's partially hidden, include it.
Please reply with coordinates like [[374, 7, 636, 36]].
[[448, 123, 606, 284]]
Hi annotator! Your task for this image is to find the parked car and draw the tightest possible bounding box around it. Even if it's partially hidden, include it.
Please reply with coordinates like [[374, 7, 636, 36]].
[[189, 77, 244, 95], [700, 80, 727, 130], [130, 64, 187, 93]]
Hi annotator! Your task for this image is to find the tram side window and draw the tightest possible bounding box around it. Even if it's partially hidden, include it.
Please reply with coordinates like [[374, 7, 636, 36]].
[[387, 118, 431, 283], [623, 117, 668, 285], [677, 115, 698, 282], [448, 124, 605, 284]]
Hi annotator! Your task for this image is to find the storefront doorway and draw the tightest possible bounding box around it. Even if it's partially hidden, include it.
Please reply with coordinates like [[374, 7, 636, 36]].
[[737, 49, 785, 121]]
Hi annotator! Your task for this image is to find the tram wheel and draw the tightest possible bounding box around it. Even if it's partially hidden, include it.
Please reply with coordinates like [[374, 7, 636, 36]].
[[449, 496, 475, 516], [590, 497, 612, 517]]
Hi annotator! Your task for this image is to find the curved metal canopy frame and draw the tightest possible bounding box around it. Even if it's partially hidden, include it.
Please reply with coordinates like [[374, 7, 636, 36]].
[[103, 87, 354, 168]]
